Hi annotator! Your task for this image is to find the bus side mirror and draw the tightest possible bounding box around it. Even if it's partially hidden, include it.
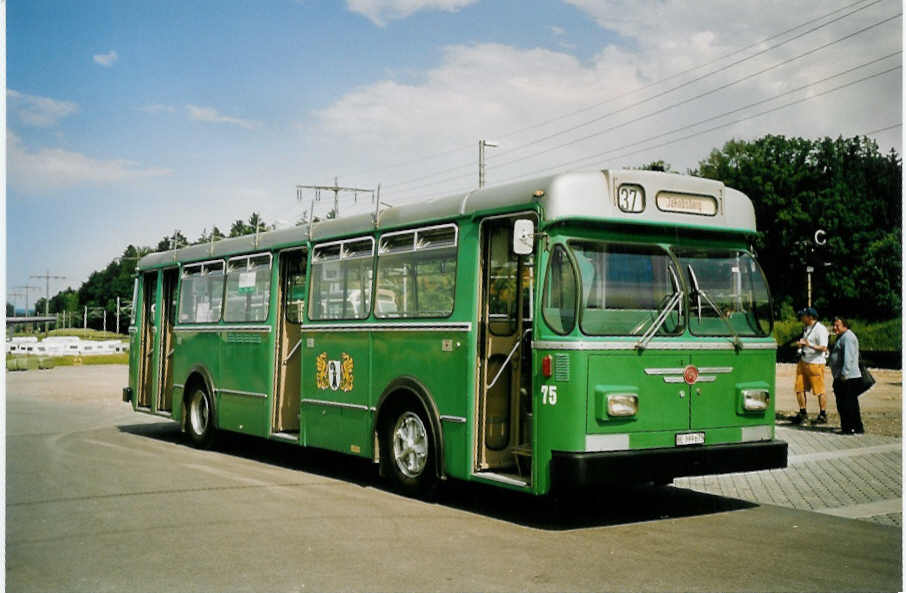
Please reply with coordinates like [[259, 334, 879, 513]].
[[513, 219, 534, 255]]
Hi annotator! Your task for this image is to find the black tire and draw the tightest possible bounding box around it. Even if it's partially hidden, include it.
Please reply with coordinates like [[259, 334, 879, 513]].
[[186, 386, 216, 449], [381, 405, 438, 498]]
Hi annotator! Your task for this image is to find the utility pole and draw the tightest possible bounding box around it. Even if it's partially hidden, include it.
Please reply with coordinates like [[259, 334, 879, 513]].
[[296, 179, 374, 220], [83, 306, 87, 329], [103, 309, 107, 333], [30, 270, 66, 333], [806, 266, 814, 308], [13, 285, 39, 318], [116, 297, 120, 335], [478, 139, 498, 188]]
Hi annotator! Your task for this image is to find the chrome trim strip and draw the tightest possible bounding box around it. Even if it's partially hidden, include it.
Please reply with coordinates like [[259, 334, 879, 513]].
[[301, 398, 370, 411], [741, 425, 772, 442], [585, 433, 630, 452], [270, 432, 300, 443], [664, 375, 717, 384], [154, 410, 173, 418], [216, 388, 268, 399], [174, 324, 272, 333], [534, 340, 776, 351], [472, 472, 529, 488], [644, 368, 686, 375], [698, 366, 734, 373], [440, 415, 467, 424], [173, 383, 185, 390], [303, 322, 472, 332]]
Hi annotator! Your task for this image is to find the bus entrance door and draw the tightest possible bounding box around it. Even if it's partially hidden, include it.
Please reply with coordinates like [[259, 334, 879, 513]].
[[136, 271, 158, 409], [272, 249, 307, 438], [155, 267, 178, 413], [476, 217, 533, 478]]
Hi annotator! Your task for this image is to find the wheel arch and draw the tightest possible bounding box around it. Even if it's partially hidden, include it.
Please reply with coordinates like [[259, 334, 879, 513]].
[[374, 376, 446, 480], [182, 364, 217, 431]]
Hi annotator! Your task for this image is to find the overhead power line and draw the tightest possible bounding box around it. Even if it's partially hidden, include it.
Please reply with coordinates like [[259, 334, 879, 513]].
[[389, 60, 901, 201], [496, 65, 903, 185], [389, 48, 901, 199], [341, 0, 887, 182], [386, 9, 901, 192]]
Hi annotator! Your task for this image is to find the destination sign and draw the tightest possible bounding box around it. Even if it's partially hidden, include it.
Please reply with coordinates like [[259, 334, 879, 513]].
[[655, 192, 718, 216]]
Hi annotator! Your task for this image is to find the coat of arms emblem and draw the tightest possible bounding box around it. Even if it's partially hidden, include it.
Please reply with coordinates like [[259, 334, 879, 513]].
[[316, 352, 354, 392]]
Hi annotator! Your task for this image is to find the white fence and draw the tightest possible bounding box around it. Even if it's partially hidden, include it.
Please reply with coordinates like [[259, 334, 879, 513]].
[[7, 337, 129, 356]]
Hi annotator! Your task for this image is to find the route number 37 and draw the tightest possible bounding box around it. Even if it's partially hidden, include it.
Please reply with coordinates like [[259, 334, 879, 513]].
[[541, 384, 558, 405], [617, 184, 644, 213]]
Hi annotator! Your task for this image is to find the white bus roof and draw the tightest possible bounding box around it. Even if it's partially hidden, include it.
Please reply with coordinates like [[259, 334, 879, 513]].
[[138, 169, 756, 270]]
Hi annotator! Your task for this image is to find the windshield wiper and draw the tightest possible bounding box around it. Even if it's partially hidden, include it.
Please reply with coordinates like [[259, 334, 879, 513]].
[[636, 265, 683, 351], [687, 264, 743, 351]]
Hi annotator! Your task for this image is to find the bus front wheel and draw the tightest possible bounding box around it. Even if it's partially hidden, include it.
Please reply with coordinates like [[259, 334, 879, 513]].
[[187, 386, 216, 449], [382, 407, 437, 498]]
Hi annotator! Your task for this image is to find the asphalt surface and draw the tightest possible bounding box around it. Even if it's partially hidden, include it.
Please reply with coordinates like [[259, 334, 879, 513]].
[[6, 366, 903, 592]]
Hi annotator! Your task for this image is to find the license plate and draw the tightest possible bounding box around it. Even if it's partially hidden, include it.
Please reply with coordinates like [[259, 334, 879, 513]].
[[676, 432, 705, 446]]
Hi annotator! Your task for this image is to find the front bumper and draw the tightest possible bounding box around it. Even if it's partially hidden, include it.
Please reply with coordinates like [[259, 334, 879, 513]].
[[551, 439, 788, 489], [122, 387, 133, 403]]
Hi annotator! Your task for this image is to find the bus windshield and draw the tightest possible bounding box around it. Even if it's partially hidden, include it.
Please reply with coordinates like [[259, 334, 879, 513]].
[[673, 248, 772, 337], [569, 241, 683, 336]]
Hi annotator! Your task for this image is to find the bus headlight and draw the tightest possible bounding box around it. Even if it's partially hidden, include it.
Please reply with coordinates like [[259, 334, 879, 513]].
[[742, 389, 770, 411], [607, 394, 638, 417]]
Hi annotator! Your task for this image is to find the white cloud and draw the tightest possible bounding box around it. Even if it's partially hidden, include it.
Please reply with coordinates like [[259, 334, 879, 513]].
[[7, 132, 171, 194], [186, 104, 258, 130], [139, 103, 176, 114], [549, 25, 565, 36], [313, 1, 901, 201], [93, 50, 118, 67], [345, 0, 477, 26], [7, 89, 78, 127]]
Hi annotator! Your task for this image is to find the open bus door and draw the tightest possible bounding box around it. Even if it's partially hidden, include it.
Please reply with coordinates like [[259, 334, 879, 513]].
[[476, 215, 536, 482], [272, 248, 307, 438], [155, 267, 178, 413], [136, 271, 158, 409]]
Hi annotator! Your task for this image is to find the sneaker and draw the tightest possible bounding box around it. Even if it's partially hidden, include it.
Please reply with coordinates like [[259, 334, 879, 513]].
[[812, 412, 828, 425], [791, 411, 807, 425]]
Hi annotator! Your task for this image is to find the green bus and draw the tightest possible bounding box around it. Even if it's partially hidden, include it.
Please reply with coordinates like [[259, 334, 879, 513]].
[[124, 169, 787, 496]]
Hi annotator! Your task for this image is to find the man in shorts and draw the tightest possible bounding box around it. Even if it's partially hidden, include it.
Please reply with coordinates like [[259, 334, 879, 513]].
[[792, 307, 830, 425]]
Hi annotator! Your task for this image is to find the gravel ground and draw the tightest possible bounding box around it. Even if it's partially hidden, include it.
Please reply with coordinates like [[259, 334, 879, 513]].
[[775, 363, 902, 437]]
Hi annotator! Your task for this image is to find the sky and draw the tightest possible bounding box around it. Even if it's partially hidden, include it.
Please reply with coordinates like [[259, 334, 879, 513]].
[[5, 0, 903, 311]]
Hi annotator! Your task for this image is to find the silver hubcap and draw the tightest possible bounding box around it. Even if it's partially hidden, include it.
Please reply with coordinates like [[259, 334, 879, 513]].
[[392, 412, 428, 478], [190, 391, 209, 436]]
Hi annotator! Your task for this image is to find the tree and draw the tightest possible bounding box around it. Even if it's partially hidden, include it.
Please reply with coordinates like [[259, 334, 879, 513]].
[[156, 230, 187, 252], [692, 134, 901, 320], [7, 302, 15, 316], [635, 160, 673, 172]]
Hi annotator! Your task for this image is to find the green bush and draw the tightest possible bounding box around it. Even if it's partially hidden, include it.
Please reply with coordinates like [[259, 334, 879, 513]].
[[774, 317, 901, 352]]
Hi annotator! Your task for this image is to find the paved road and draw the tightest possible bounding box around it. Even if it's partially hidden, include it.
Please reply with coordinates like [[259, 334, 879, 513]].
[[6, 366, 903, 592], [678, 426, 902, 527]]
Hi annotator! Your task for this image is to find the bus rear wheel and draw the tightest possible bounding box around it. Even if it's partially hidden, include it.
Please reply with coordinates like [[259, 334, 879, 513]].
[[382, 407, 437, 498], [187, 386, 215, 449]]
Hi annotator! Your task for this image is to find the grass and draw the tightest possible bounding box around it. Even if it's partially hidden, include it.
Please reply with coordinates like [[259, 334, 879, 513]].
[[6, 353, 128, 371]]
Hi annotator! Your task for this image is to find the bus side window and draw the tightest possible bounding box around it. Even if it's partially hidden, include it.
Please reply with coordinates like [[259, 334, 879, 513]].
[[178, 262, 225, 323], [224, 255, 272, 323], [376, 225, 457, 318], [309, 237, 375, 321]]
